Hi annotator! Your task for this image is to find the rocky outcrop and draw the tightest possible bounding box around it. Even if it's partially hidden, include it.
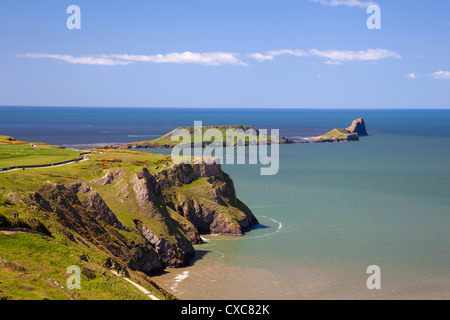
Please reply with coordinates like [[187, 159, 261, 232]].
[[127, 162, 258, 267], [307, 118, 368, 143], [310, 132, 360, 143], [24, 183, 163, 275], [82, 190, 129, 231], [346, 118, 368, 136], [157, 163, 225, 188], [16, 161, 258, 273], [69, 181, 91, 194], [90, 170, 124, 186], [134, 219, 195, 268], [156, 163, 259, 235]]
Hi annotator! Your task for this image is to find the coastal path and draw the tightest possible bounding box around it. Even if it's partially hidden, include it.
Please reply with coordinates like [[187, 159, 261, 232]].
[[110, 270, 160, 300]]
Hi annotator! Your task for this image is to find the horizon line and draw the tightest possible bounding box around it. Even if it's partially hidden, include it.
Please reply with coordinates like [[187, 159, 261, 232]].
[[1, 105, 450, 110]]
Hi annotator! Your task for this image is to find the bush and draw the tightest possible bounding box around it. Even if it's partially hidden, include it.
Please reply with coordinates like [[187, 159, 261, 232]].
[[0, 213, 11, 227], [82, 266, 97, 280]]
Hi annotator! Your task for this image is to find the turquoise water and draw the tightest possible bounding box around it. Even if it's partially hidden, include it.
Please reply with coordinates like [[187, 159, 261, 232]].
[[1, 107, 449, 299], [154, 133, 450, 299]]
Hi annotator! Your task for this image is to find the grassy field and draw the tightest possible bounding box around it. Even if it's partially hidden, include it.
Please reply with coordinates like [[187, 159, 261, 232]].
[[321, 128, 353, 138], [0, 144, 81, 168]]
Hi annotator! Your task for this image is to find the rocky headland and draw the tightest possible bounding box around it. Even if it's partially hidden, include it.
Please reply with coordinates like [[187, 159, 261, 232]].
[[102, 125, 297, 149], [306, 118, 368, 143], [1, 155, 258, 278]]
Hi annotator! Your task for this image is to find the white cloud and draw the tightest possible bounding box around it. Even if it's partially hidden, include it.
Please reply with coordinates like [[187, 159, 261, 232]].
[[18, 51, 246, 66], [247, 49, 308, 62], [109, 51, 246, 66], [309, 49, 401, 62], [248, 48, 400, 64], [246, 53, 275, 62], [309, 0, 376, 8], [18, 48, 401, 67], [17, 53, 132, 66], [432, 71, 450, 79], [405, 73, 417, 79], [266, 49, 308, 57]]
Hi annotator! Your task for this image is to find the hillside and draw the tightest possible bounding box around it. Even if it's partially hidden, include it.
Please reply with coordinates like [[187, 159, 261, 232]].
[[0, 147, 258, 300], [103, 125, 296, 149]]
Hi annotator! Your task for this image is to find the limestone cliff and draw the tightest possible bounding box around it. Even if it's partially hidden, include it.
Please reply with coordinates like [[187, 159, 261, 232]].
[[13, 161, 258, 276], [346, 118, 368, 136]]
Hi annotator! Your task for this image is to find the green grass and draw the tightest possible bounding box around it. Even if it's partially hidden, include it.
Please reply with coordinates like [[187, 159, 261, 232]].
[[0, 233, 150, 300], [0, 146, 247, 300], [128, 125, 272, 147], [0, 144, 81, 168], [0, 148, 186, 300], [321, 128, 352, 138], [0, 149, 178, 300]]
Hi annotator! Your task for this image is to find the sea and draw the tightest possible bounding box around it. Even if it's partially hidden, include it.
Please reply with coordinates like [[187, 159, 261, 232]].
[[1, 106, 449, 299]]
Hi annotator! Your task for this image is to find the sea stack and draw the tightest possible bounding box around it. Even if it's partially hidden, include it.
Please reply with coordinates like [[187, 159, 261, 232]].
[[346, 118, 368, 137]]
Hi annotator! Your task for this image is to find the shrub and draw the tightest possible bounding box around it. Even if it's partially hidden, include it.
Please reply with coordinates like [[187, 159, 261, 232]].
[[0, 213, 11, 227]]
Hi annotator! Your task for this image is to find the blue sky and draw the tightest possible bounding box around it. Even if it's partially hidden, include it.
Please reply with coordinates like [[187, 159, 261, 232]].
[[0, 0, 449, 108]]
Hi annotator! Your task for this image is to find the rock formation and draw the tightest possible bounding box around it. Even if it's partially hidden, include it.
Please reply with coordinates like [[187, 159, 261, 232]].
[[15, 161, 258, 275], [346, 118, 368, 136], [308, 118, 368, 143]]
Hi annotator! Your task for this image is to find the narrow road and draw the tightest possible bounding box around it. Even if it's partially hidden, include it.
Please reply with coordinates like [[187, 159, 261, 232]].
[[110, 270, 160, 300], [0, 155, 90, 174]]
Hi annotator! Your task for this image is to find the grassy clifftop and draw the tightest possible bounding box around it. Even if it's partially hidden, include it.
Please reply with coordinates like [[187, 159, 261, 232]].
[[0, 144, 81, 168], [0, 145, 257, 300]]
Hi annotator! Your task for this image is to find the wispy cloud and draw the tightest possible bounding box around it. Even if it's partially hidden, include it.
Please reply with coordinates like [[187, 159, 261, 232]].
[[309, 49, 401, 63], [17, 51, 246, 66], [247, 48, 401, 64], [246, 49, 308, 62], [17, 53, 133, 66], [404, 71, 450, 80], [18, 48, 401, 67], [109, 52, 246, 66], [309, 0, 376, 8], [432, 71, 450, 79]]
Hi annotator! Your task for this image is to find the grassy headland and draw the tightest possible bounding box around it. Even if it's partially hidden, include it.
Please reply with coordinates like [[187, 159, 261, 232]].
[[103, 125, 296, 149], [0, 140, 257, 300]]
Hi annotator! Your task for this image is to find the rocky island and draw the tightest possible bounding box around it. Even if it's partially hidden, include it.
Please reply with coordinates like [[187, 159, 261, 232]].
[[102, 119, 368, 149], [306, 118, 368, 143], [102, 125, 296, 149]]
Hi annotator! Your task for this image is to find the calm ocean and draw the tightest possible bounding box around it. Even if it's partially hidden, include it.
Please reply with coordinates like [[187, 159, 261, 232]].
[[1, 106, 449, 299]]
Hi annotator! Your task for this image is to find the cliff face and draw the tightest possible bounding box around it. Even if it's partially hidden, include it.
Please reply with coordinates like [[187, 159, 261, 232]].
[[159, 163, 258, 235], [25, 183, 164, 275], [346, 118, 368, 136], [17, 161, 258, 275]]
